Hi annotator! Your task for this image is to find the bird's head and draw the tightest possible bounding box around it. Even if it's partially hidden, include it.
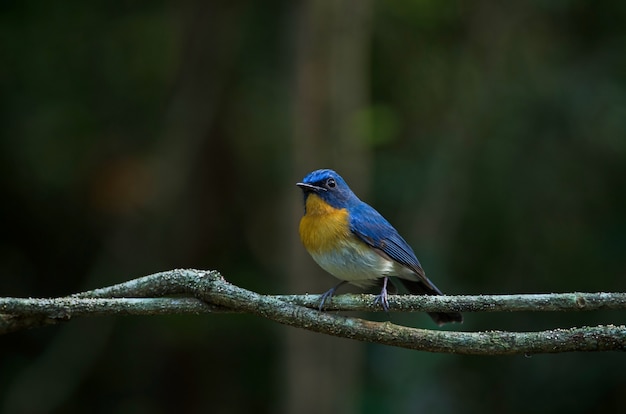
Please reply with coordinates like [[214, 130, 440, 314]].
[[296, 169, 358, 210]]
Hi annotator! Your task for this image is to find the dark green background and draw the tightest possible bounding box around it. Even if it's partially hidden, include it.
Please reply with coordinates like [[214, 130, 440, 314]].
[[2, 1, 625, 413]]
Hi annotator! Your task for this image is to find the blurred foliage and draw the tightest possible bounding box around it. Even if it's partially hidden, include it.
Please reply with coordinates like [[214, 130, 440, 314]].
[[1, 1, 625, 413]]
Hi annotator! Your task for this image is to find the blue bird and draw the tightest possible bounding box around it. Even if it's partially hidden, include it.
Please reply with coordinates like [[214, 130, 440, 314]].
[[296, 169, 462, 325]]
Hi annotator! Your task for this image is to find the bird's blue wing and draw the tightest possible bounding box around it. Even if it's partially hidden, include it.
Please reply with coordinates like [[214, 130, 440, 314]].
[[348, 202, 424, 272]]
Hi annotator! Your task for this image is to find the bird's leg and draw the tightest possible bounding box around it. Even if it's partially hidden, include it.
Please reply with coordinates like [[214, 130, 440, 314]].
[[318, 281, 348, 311], [374, 277, 390, 311]]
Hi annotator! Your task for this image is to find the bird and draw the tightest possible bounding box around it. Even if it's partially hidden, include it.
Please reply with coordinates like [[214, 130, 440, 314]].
[[296, 168, 463, 326]]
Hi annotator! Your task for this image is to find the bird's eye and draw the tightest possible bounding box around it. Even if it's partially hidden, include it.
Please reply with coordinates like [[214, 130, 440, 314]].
[[326, 178, 336, 188]]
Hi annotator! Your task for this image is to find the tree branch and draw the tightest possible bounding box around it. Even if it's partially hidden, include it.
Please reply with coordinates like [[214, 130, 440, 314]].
[[1, 269, 625, 354]]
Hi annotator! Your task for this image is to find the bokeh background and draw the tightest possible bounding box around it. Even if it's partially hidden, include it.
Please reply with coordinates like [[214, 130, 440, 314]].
[[2, 1, 626, 413]]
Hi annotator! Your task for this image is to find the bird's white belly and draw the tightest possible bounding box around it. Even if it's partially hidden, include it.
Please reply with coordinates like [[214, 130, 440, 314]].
[[309, 241, 397, 288]]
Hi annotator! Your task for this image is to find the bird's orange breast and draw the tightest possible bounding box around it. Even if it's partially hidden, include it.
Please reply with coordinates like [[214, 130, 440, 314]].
[[299, 194, 351, 253]]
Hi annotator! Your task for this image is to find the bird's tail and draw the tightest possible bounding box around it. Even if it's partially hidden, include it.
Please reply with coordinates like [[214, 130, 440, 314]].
[[398, 279, 463, 326]]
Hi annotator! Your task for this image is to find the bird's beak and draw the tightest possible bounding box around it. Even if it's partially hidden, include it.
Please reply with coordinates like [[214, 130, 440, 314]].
[[296, 182, 327, 192]]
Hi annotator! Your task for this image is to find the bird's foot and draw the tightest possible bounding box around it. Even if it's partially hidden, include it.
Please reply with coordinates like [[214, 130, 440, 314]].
[[318, 281, 347, 311], [318, 289, 335, 311], [374, 277, 390, 311]]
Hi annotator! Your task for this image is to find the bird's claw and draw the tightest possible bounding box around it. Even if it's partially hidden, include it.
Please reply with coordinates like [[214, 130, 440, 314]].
[[317, 281, 347, 311], [318, 288, 335, 311], [374, 290, 390, 311], [374, 277, 390, 311]]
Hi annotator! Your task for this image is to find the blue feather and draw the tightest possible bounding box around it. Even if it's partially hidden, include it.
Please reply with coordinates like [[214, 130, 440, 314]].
[[348, 202, 424, 273]]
